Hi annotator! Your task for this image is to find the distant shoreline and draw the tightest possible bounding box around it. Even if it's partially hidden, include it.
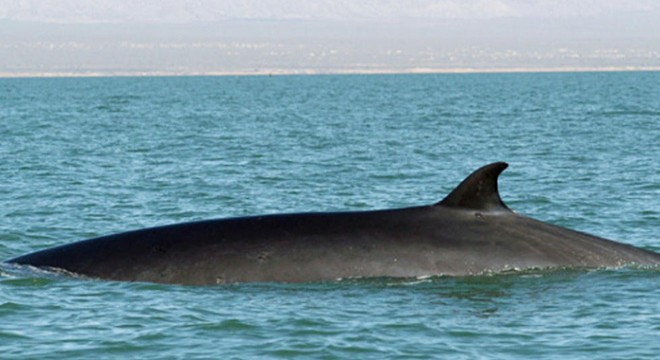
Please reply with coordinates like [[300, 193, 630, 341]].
[[1, 66, 660, 78]]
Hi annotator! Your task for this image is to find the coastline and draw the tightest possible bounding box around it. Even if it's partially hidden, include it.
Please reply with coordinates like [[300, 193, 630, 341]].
[[2, 66, 660, 78]]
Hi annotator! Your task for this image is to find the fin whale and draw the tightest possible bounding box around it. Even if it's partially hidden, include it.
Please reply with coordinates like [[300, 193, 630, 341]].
[[7, 162, 660, 285]]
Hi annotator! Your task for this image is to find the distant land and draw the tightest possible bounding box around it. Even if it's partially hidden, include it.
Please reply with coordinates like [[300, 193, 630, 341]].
[[3, 67, 660, 79], [2, 18, 659, 77]]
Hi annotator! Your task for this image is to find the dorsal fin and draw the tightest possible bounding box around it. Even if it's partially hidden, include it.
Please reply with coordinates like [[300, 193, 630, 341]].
[[436, 162, 510, 212]]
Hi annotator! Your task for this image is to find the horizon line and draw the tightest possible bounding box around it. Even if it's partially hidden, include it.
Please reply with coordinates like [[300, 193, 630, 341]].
[[2, 66, 660, 79]]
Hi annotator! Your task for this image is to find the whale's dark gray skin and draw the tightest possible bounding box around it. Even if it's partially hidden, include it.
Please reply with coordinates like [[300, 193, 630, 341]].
[[7, 162, 660, 285]]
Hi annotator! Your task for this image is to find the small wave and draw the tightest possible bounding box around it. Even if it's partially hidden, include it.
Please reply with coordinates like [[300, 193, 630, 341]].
[[597, 110, 660, 117]]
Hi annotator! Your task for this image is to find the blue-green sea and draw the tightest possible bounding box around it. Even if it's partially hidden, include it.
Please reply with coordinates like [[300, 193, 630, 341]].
[[1, 72, 659, 359]]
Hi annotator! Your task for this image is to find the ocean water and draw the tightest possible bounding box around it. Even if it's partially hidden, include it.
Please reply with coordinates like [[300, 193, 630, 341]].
[[0, 72, 658, 359]]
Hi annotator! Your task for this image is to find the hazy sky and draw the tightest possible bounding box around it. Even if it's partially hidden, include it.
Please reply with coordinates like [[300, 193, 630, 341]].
[[2, 0, 659, 23], [2, 1, 659, 75]]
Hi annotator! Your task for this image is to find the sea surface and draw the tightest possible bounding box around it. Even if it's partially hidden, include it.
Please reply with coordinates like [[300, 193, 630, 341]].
[[0, 72, 658, 359]]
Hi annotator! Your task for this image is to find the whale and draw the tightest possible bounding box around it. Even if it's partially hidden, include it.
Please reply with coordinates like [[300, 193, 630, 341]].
[[7, 162, 660, 285]]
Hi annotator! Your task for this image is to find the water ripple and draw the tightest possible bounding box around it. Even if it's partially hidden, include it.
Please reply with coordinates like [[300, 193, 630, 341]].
[[1, 73, 659, 359]]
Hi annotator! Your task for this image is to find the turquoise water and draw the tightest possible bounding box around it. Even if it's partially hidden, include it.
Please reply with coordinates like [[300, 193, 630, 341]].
[[1, 72, 659, 359]]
